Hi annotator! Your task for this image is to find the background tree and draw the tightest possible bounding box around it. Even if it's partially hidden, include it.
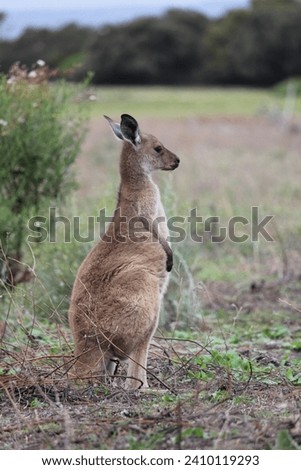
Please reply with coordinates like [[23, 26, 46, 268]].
[[84, 9, 209, 85], [0, 23, 94, 75], [202, 1, 301, 85], [0, 63, 86, 286], [1, 6, 301, 86]]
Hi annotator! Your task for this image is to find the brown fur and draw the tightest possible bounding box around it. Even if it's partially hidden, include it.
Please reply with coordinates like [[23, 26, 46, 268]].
[[68, 114, 179, 389]]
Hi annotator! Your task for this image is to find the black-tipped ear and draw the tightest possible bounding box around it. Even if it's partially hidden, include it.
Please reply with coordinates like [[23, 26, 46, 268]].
[[120, 114, 141, 147], [104, 115, 124, 141]]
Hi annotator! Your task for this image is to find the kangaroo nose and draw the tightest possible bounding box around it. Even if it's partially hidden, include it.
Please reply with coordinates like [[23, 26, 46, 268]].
[[174, 157, 180, 168], [171, 158, 179, 170]]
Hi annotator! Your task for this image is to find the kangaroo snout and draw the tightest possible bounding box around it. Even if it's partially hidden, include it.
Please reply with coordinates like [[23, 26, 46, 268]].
[[164, 154, 180, 171], [172, 156, 180, 169]]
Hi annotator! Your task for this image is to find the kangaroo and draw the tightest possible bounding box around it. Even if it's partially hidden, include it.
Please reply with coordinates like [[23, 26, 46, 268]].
[[68, 114, 179, 389]]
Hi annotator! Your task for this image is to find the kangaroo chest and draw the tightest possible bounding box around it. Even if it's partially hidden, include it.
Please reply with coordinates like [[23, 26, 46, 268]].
[[118, 181, 169, 240]]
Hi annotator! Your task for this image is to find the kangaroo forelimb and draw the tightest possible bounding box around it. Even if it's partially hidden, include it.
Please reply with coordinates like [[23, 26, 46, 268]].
[[139, 217, 173, 272]]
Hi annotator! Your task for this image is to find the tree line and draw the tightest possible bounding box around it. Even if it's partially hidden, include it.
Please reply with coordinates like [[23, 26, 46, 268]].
[[1, 0, 301, 86]]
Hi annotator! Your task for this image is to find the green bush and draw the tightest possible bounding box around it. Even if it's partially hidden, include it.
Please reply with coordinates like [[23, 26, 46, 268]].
[[0, 63, 86, 286]]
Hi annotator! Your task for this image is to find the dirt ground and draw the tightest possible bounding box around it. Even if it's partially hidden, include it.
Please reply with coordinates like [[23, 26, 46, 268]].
[[1, 114, 301, 450], [0, 322, 300, 450]]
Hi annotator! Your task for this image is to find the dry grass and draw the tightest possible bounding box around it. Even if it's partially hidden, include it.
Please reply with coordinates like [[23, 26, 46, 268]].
[[1, 323, 300, 450]]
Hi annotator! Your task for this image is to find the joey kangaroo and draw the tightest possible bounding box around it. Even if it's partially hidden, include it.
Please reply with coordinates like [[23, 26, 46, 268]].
[[69, 114, 179, 389]]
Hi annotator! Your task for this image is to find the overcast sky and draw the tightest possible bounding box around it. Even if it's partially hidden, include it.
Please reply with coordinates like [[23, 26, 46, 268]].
[[1, 0, 250, 12], [0, 0, 250, 39]]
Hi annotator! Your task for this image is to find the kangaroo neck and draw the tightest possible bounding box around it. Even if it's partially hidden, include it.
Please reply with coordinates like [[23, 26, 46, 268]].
[[119, 144, 152, 191]]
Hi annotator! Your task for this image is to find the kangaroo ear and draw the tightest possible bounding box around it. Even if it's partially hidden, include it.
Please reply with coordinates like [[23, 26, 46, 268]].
[[120, 114, 141, 147], [104, 115, 124, 141]]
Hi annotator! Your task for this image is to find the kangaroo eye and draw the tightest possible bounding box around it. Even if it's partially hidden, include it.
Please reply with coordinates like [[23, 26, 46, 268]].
[[154, 145, 162, 153]]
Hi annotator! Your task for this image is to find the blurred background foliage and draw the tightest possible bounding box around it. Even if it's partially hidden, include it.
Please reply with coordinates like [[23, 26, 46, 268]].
[[0, 64, 87, 287], [1, 0, 301, 87]]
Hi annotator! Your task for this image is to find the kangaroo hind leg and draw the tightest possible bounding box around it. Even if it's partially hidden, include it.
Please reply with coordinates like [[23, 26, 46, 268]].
[[72, 336, 114, 383], [125, 340, 150, 390]]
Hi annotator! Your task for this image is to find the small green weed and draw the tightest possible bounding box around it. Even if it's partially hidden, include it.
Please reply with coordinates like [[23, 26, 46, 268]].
[[182, 427, 205, 439], [193, 349, 251, 382], [290, 340, 301, 351], [161, 393, 177, 403], [262, 325, 289, 339], [286, 368, 301, 385], [274, 430, 300, 450], [209, 390, 229, 403], [233, 395, 255, 405], [30, 398, 45, 409]]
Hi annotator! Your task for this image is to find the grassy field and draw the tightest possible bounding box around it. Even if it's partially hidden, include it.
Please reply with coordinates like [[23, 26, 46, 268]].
[[88, 84, 301, 118], [1, 86, 301, 450]]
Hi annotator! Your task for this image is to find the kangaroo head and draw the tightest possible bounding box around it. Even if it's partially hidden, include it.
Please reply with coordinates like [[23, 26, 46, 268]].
[[104, 114, 180, 173]]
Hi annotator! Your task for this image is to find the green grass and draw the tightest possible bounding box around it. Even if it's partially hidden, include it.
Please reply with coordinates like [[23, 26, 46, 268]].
[[87, 85, 301, 118]]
